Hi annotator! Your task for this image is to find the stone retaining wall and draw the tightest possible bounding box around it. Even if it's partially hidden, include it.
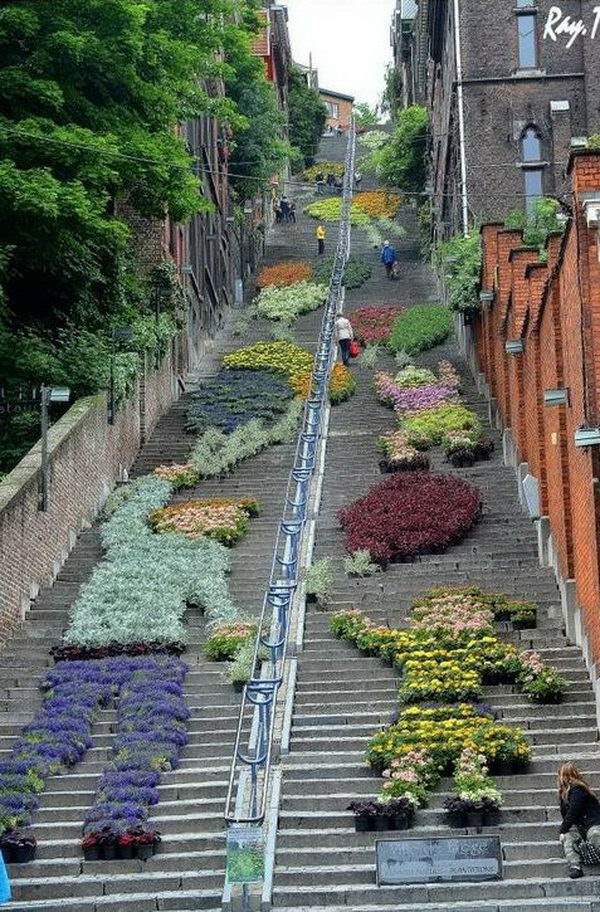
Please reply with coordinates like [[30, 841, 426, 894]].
[[0, 341, 182, 642]]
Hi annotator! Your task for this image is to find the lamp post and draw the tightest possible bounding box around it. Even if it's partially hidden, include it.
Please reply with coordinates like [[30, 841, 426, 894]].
[[39, 385, 70, 511], [108, 326, 134, 425]]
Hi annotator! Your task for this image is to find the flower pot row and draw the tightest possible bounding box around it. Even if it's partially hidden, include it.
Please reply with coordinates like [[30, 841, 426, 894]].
[[83, 839, 158, 861], [354, 813, 412, 832]]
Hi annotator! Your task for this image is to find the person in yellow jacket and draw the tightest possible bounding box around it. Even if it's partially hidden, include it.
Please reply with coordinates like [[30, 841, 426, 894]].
[[316, 224, 326, 256]]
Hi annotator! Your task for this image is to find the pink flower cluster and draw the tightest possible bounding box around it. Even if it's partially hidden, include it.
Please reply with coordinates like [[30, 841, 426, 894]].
[[520, 650, 544, 676], [375, 372, 457, 415], [438, 360, 461, 389], [353, 306, 403, 345], [412, 594, 494, 635]]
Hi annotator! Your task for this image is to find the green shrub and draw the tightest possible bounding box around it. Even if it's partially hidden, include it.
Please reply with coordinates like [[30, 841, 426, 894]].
[[403, 403, 481, 449], [314, 256, 372, 290], [388, 305, 452, 355], [435, 232, 482, 315]]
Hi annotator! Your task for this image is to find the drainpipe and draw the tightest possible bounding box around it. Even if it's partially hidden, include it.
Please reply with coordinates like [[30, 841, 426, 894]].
[[453, 0, 469, 235]]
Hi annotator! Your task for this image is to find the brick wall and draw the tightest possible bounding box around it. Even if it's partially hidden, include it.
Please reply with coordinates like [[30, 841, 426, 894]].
[[0, 334, 185, 643], [473, 150, 600, 662]]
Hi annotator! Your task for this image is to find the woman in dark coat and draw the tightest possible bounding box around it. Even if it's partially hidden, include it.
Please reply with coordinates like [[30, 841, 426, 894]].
[[559, 762, 600, 878]]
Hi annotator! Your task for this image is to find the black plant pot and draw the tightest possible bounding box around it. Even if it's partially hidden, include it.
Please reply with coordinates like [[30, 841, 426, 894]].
[[11, 844, 36, 864], [102, 844, 117, 860], [466, 810, 485, 830], [306, 593, 318, 605], [136, 843, 155, 861], [375, 814, 395, 831], [392, 815, 412, 831], [354, 815, 376, 832], [118, 844, 134, 860], [491, 758, 514, 775], [83, 845, 100, 862]]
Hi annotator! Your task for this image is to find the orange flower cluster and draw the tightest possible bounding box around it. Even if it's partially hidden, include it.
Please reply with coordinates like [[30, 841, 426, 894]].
[[330, 364, 357, 405], [257, 261, 313, 289], [354, 191, 401, 220]]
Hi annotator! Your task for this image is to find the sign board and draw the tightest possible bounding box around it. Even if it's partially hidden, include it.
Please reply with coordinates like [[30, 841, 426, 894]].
[[226, 825, 264, 884], [376, 835, 503, 886]]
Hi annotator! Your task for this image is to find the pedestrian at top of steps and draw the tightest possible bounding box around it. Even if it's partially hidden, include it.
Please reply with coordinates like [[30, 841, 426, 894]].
[[316, 224, 326, 256], [334, 313, 354, 366], [381, 241, 397, 279], [558, 761, 600, 878]]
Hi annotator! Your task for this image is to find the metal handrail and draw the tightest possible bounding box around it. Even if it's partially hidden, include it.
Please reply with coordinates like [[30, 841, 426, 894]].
[[224, 125, 357, 827]]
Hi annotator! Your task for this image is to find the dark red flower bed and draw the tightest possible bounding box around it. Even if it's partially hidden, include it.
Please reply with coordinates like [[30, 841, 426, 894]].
[[351, 306, 404, 345], [338, 472, 482, 565], [51, 641, 186, 663]]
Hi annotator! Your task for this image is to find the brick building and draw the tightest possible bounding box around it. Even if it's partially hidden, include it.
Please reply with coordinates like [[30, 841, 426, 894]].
[[467, 149, 600, 698], [319, 89, 355, 132], [401, 0, 600, 239], [390, 0, 419, 108]]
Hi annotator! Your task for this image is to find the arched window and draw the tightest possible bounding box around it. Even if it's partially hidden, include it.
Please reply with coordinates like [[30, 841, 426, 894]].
[[522, 127, 542, 162]]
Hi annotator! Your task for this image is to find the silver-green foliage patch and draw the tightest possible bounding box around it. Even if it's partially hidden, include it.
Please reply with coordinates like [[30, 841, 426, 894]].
[[64, 476, 238, 649]]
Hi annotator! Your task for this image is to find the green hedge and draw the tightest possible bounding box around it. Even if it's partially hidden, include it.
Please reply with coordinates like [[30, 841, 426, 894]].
[[388, 305, 452, 355]]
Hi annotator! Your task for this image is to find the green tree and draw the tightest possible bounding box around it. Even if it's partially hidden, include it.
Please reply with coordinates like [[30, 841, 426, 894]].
[[366, 105, 428, 192], [505, 197, 565, 261], [224, 27, 288, 201], [436, 231, 482, 315], [287, 66, 327, 169], [354, 102, 379, 131], [0, 0, 248, 328], [380, 64, 402, 122]]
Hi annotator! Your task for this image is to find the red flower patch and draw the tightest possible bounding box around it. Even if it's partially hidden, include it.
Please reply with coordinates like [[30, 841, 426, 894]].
[[338, 472, 482, 565], [351, 306, 404, 345]]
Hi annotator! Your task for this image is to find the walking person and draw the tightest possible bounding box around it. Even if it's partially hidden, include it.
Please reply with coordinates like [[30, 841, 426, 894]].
[[280, 195, 290, 223], [334, 313, 354, 367], [316, 224, 326, 256], [558, 762, 600, 878], [274, 200, 282, 224], [381, 240, 397, 279], [289, 201, 296, 224]]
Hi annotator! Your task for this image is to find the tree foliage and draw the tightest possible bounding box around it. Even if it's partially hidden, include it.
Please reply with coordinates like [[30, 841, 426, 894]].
[[287, 66, 327, 169], [436, 232, 482, 315], [224, 27, 288, 201], [505, 197, 565, 260], [354, 102, 379, 131], [364, 105, 428, 192]]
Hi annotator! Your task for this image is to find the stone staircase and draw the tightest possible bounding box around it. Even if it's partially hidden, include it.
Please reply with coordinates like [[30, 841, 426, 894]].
[[0, 193, 331, 909], [270, 217, 600, 911]]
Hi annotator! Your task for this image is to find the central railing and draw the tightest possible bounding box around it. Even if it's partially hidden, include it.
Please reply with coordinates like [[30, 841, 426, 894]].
[[224, 126, 356, 836]]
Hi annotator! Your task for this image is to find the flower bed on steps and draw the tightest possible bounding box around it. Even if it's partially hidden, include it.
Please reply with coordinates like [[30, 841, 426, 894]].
[[351, 306, 404, 346], [331, 586, 566, 830], [0, 656, 188, 862], [61, 475, 237, 654], [375, 360, 494, 470], [257, 261, 313, 289], [338, 472, 482, 566], [149, 497, 259, 545], [185, 370, 294, 435]]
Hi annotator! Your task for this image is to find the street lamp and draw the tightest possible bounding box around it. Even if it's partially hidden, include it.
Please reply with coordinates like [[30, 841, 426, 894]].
[[39, 385, 71, 511], [108, 326, 134, 425]]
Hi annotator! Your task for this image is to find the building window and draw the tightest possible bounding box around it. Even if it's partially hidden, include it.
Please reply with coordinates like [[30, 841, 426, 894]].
[[520, 126, 544, 213], [521, 126, 542, 163], [517, 12, 537, 68], [326, 101, 339, 118], [524, 169, 543, 213]]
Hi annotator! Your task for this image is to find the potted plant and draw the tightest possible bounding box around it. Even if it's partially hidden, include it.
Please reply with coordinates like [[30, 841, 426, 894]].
[[0, 828, 37, 863], [82, 832, 100, 862], [377, 797, 415, 831], [305, 558, 333, 607], [347, 800, 378, 832]]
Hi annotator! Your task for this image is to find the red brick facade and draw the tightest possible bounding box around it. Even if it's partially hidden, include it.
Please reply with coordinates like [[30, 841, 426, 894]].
[[474, 151, 600, 662]]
